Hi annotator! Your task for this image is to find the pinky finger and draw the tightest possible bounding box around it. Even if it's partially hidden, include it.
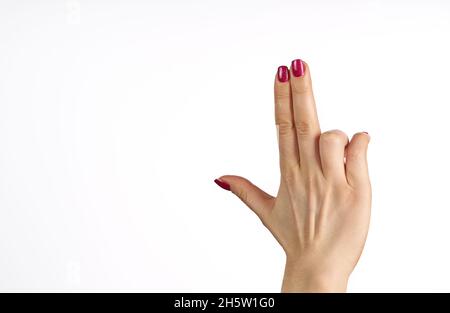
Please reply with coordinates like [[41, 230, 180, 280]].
[[345, 132, 370, 188]]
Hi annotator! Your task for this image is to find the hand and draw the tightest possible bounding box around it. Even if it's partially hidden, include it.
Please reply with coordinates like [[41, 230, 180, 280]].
[[214, 59, 371, 292]]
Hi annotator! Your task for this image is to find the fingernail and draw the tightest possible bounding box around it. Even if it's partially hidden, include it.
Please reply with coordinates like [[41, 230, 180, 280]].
[[277, 66, 289, 82], [291, 59, 304, 77], [363, 132, 369, 135], [214, 178, 230, 191]]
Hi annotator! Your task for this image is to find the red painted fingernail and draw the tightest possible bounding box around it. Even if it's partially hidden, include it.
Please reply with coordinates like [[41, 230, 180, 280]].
[[277, 66, 289, 82], [214, 179, 230, 191], [291, 59, 305, 77]]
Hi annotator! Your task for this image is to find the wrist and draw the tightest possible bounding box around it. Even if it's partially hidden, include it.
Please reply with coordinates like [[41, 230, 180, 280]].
[[281, 257, 349, 293]]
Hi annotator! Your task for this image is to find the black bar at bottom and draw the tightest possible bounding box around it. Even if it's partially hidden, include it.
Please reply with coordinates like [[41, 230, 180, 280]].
[[1, 292, 449, 311]]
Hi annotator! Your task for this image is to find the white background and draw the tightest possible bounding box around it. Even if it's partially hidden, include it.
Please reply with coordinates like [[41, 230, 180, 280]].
[[0, 0, 449, 292]]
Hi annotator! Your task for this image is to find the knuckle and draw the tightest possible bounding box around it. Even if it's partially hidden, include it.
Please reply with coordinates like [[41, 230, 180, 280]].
[[234, 188, 249, 204], [321, 130, 348, 145], [295, 121, 312, 136], [277, 122, 294, 136]]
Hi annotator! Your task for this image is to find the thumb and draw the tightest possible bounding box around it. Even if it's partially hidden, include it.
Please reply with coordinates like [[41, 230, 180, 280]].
[[214, 175, 274, 219]]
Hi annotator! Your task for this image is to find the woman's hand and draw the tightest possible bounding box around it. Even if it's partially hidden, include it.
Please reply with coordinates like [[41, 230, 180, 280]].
[[214, 59, 371, 292]]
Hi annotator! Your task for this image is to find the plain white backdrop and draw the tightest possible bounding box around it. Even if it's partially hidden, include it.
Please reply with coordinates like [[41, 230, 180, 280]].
[[1, 0, 450, 292]]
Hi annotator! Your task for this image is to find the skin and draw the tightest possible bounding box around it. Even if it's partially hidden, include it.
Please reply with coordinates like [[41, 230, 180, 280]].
[[217, 60, 371, 292]]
